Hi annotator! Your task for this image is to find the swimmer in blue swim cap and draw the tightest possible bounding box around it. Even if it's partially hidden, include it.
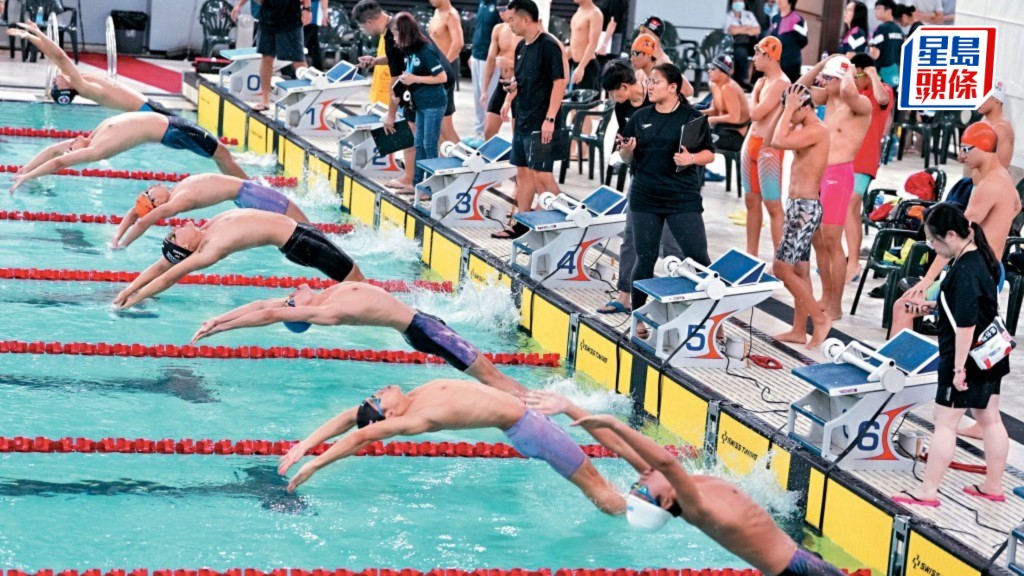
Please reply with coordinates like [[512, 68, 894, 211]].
[[570, 412, 847, 576], [9, 21, 174, 114], [191, 281, 524, 396]]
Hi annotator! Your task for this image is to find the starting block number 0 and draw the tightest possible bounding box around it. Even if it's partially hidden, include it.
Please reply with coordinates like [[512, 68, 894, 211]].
[[246, 74, 261, 92]]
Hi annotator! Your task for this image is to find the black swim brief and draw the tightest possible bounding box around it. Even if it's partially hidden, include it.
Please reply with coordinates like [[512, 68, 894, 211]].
[[279, 222, 355, 281], [402, 311, 479, 371], [140, 99, 176, 117], [161, 115, 219, 158]]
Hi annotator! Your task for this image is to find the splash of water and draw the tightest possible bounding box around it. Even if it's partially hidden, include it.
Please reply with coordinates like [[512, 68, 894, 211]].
[[540, 376, 634, 415], [234, 152, 279, 168], [408, 278, 520, 333], [333, 225, 420, 263], [291, 171, 342, 210]]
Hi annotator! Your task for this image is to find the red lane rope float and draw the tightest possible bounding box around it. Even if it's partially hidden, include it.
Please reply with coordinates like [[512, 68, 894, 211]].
[[0, 165, 296, 187], [0, 210, 353, 235], [0, 436, 699, 460], [0, 125, 240, 146], [0, 268, 453, 294], [1, 567, 871, 576], [0, 340, 560, 367]]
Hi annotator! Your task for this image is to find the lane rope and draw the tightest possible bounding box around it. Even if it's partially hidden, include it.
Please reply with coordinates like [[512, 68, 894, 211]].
[[0, 340, 561, 367], [0, 165, 295, 187], [0, 125, 238, 146], [0, 436, 699, 460], [0, 210, 353, 235], [0, 267, 453, 294], [1, 567, 870, 576]]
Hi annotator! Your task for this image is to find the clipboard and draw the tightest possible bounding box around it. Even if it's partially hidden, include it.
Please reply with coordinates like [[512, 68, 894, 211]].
[[676, 115, 708, 173], [371, 120, 414, 156], [527, 128, 571, 165]]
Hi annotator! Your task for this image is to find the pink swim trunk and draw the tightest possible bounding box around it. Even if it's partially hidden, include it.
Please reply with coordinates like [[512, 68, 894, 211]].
[[819, 162, 855, 226]]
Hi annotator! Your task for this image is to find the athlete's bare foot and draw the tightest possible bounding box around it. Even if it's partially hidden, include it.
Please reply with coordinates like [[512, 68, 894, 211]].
[[808, 316, 833, 350], [774, 330, 808, 345], [828, 305, 844, 321], [957, 422, 984, 440]]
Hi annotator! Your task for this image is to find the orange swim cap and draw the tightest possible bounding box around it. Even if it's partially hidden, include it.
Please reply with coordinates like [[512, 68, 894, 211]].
[[756, 36, 782, 62], [135, 189, 157, 217], [961, 122, 998, 153], [631, 34, 657, 56]]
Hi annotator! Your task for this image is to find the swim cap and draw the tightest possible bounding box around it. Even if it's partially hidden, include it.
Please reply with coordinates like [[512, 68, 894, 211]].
[[782, 85, 814, 109], [755, 36, 782, 62], [161, 232, 194, 264], [631, 34, 657, 56], [283, 298, 312, 334], [50, 84, 77, 106], [821, 56, 852, 80], [356, 400, 386, 429], [135, 191, 157, 217], [626, 493, 673, 531], [988, 79, 1006, 103], [640, 16, 664, 38], [961, 122, 998, 153], [711, 54, 734, 76]]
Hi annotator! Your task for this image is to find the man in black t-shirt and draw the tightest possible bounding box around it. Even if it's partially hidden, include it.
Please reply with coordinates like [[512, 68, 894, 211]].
[[257, 0, 313, 110], [492, 0, 568, 239], [870, 0, 904, 88]]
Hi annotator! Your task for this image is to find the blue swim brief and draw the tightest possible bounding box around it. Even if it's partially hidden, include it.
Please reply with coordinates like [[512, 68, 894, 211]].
[[235, 180, 290, 214], [504, 409, 586, 479], [778, 547, 846, 576], [161, 115, 219, 158], [402, 312, 479, 371]]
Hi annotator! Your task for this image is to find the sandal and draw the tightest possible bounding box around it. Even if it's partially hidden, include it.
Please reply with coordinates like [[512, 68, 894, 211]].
[[892, 490, 940, 507], [963, 484, 1005, 502], [597, 300, 630, 314], [491, 222, 529, 239], [251, 103, 270, 112]]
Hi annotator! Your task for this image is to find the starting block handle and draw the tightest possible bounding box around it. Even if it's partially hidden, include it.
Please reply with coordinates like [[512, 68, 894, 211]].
[[822, 338, 904, 390], [539, 192, 592, 227], [364, 102, 389, 117]]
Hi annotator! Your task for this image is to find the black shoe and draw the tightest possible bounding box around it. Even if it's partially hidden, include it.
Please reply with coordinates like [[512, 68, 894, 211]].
[[868, 284, 887, 299], [918, 319, 940, 336]]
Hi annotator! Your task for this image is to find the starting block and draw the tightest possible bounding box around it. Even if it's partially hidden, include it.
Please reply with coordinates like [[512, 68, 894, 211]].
[[413, 137, 516, 227], [273, 61, 370, 133], [219, 47, 287, 98], [510, 187, 627, 289], [335, 103, 404, 180], [788, 330, 939, 470], [631, 250, 782, 369]]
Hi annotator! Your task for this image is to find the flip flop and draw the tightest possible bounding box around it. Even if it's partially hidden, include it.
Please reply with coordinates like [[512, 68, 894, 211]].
[[963, 484, 1005, 502], [251, 103, 270, 112], [597, 300, 630, 314], [892, 490, 941, 507]]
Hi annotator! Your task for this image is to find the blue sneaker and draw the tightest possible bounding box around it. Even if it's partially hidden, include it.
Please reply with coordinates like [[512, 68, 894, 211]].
[[704, 169, 726, 182]]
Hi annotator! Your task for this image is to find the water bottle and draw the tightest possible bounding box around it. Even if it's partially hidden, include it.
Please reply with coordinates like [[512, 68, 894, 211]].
[[35, 6, 44, 26]]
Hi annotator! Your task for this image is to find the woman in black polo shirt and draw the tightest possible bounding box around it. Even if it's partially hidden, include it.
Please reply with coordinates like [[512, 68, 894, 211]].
[[618, 63, 715, 332], [895, 203, 1010, 507]]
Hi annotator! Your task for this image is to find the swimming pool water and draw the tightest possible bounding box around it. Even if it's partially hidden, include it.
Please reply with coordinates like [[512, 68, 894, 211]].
[[0, 101, 852, 572]]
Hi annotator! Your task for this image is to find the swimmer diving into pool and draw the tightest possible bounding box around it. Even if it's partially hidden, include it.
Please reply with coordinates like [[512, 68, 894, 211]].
[[113, 209, 364, 309], [278, 379, 650, 516], [567, 408, 846, 576], [112, 174, 310, 249], [7, 21, 177, 115], [9, 111, 247, 194], [190, 281, 525, 396]]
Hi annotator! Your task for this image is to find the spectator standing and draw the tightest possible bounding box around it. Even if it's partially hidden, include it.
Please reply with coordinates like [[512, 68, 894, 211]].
[[846, 53, 892, 284], [303, 0, 327, 70], [768, 0, 808, 82], [901, 0, 944, 24], [893, 203, 1009, 508], [838, 1, 869, 57], [492, 0, 567, 240], [594, 0, 628, 69], [255, 0, 312, 111], [231, 0, 261, 23], [479, 1, 518, 140], [390, 13, 450, 187], [353, 0, 396, 107], [567, 0, 603, 92], [470, 0, 503, 140], [595, 59, 685, 315], [428, 0, 464, 146], [870, 0, 903, 88], [894, 4, 923, 36], [618, 63, 715, 330], [724, 1, 761, 86]]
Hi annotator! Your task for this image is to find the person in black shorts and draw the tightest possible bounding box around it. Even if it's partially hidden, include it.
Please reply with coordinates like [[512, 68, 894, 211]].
[[256, 0, 313, 110], [894, 203, 1010, 508], [113, 210, 364, 310], [491, 0, 568, 239], [191, 281, 526, 396]]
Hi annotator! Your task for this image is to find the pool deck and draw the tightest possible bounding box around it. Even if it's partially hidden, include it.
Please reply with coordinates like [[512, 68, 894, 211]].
[[1, 50, 1022, 574]]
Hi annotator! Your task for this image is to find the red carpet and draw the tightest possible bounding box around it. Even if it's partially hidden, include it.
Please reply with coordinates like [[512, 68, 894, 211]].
[[78, 52, 182, 93]]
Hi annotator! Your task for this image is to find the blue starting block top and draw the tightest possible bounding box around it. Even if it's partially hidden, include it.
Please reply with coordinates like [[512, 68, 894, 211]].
[[515, 209, 580, 229], [793, 330, 939, 396], [276, 78, 313, 90], [793, 362, 883, 396], [635, 275, 703, 300], [634, 248, 774, 301], [878, 329, 940, 375], [221, 47, 259, 60], [338, 114, 382, 129], [580, 186, 626, 216], [276, 61, 364, 90], [478, 137, 512, 163], [417, 157, 466, 174]]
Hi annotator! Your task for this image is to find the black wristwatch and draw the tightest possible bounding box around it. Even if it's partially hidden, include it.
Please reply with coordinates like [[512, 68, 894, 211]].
[[301, 6, 311, 11], [544, 116, 555, 123]]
